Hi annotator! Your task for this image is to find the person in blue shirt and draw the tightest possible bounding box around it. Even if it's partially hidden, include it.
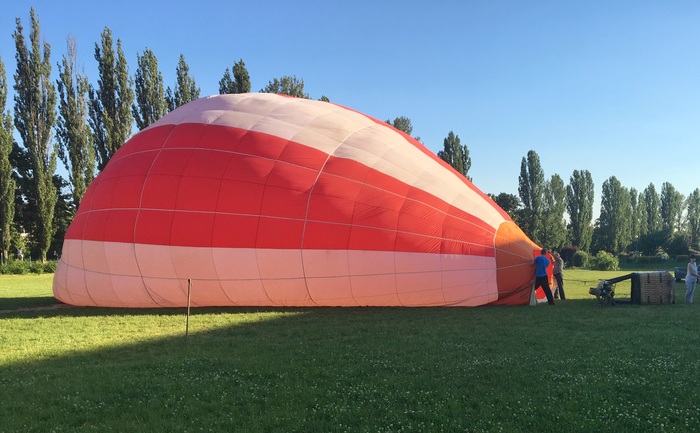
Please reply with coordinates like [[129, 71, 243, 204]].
[[532, 249, 554, 305]]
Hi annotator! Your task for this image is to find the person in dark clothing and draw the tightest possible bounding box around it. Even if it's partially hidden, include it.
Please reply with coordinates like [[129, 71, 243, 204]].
[[552, 251, 566, 300], [532, 249, 554, 305]]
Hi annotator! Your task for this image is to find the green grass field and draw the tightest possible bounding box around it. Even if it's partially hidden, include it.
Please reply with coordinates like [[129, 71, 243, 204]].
[[1, 269, 698, 433]]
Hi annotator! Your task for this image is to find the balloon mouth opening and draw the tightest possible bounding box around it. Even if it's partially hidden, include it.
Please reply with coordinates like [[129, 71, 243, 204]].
[[494, 221, 539, 303]]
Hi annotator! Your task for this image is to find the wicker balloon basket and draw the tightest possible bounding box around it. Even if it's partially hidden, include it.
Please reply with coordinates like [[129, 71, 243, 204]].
[[630, 271, 675, 305]]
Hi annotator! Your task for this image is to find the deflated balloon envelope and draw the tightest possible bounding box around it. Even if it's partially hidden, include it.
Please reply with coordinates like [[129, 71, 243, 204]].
[[53, 93, 539, 308]]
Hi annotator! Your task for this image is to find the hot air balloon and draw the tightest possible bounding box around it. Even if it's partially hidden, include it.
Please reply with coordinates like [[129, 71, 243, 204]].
[[53, 93, 540, 308]]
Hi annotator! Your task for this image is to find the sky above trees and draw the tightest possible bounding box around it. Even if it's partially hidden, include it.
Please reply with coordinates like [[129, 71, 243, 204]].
[[1, 1, 700, 216]]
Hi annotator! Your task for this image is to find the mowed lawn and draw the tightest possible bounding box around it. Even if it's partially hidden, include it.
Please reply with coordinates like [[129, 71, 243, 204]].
[[1, 269, 699, 433]]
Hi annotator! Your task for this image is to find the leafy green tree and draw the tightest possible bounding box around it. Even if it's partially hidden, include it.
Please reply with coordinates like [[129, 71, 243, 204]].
[[517, 150, 545, 244], [540, 174, 567, 250], [261, 75, 309, 98], [642, 183, 661, 234], [660, 181, 684, 234], [56, 35, 95, 207], [319, 95, 330, 102], [0, 57, 16, 262], [437, 131, 471, 180], [686, 188, 700, 250], [566, 169, 594, 251], [50, 174, 74, 259], [166, 54, 200, 111], [88, 27, 134, 170], [593, 176, 632, 253], [488, 192, 521, 219], [132, 48, 167, 130], [629, 188, 642, 247], [13, 8, 58, 262], [386, 116, 413, 135], [219, 59, 251, 94]]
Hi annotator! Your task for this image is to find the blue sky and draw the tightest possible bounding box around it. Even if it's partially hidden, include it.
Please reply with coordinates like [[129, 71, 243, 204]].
[[1, 1, 699, 216]]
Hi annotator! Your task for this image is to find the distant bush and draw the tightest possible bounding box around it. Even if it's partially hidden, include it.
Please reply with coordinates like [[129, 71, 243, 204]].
[[0, 260, 57, 275], [572, 250, 589, 268], [590, 251, 619, 271], [676, 255, 689, 263]]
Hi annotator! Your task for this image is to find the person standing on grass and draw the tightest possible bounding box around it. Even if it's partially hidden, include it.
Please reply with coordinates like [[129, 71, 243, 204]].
[[552, 251, 566, 300], [533, 249, 555, 305], [685, 254, 699, 303]]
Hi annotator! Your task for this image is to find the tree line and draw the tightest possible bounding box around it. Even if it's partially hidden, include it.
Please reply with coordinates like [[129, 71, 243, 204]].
[[0, 8, 696, 263]]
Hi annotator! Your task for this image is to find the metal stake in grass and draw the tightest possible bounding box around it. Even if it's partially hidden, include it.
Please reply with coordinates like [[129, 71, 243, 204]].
[[186, 278, 192, 338]]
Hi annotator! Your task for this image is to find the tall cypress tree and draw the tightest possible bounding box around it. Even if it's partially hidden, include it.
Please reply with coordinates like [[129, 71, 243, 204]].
[[56, 35, 95, 207], [132, 48, 167, 130], [13, 8, 58, 262], [88, 27, 134, 170], [0, 57, 16, 263]]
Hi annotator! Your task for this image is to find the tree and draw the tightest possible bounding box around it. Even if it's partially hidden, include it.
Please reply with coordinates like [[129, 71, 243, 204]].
[[132, 48, 167, 130], [686, 188, 700, 251], [219, 59, 251, 94], [13, 8, 58, 262], [0, 57, 16, 263], [660, 181, 684, 234], [386, 116, 413, 135], [517, 150, 545, 244], [642, 183, 661, 234], [56, 35, 95, 207], [566, 169, 594, 251], [437, 131, 471, 180], [593, 176, 632, 254], [261, 75, 309, 98], [541, 174, 567, 250], [488, 192, 521, 218], [629, 188, 641, 249], [88, 27, 134, 170], [166, 54, 200, 111]]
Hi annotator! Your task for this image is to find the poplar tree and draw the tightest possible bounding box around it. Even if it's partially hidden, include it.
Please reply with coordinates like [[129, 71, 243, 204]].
[[541, 174, 567, 250], [386, 116, 413, 135], [660, 181, 684, 234], [13, 8, 58, 262], [56, 35, 95, 207], [518, 150, 545, 244], [261, 75, 309, 98], [132, 48, 167, 130], [566, 169, 594, 251], [437, 131, 471, 180], [88, 27, 134, 170], [219, 59, 251, 94], [686, 189, 700, 250], [594, 176, 632, 253], [166, 54, 200, 111], [0, 58, 16, 262], [642, 183, 661, 234]]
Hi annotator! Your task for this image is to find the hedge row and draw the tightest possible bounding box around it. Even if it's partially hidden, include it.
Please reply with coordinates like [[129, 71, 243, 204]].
[[0, 260, 57, 275]]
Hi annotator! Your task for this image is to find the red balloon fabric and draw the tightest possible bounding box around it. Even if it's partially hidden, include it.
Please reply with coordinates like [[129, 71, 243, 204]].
[[53, 93, 539, 307]]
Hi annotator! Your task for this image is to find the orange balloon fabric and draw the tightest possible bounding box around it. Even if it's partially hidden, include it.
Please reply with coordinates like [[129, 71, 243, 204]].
[[53, 93, 539, 307]]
